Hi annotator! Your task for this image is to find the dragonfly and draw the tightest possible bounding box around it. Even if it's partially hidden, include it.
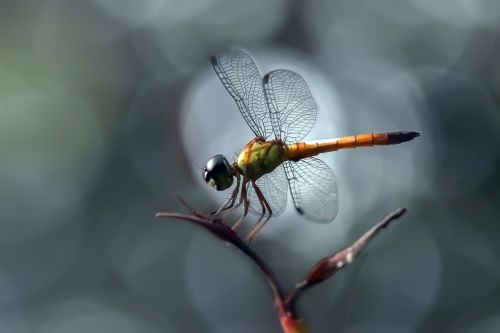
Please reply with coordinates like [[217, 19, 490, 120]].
[[203, 48, 419, 242]]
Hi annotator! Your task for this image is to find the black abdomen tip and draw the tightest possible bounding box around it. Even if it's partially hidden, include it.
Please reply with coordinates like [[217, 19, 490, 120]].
[[387, 131, 420, 144]]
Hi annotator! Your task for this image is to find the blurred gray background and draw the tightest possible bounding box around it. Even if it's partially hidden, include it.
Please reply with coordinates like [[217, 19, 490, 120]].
[[1, 0, 500, 332]]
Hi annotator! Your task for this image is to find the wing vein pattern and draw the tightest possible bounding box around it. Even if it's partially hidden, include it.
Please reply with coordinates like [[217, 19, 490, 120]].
[[247, 164, 288, 217], [263, 69, 318, 144], [283, 157, 338, 223], [211, 48, 272, 139]]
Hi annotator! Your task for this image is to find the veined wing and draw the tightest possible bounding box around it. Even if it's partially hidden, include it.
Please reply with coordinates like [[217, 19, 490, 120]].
[[263, 69, 318, 144], [247, 165, 288, 217], [211, 48, 272, 139], [283, 157, 338, 223]]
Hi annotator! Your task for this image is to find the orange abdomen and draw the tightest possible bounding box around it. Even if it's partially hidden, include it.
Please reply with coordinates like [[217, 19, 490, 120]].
[[285, 131, 419, 161]]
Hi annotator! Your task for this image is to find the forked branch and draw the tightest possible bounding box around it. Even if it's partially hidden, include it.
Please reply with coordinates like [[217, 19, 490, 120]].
[[156, 198, 408, 333]]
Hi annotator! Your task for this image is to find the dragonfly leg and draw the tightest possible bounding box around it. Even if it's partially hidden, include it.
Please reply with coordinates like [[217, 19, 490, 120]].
[[232, 179, 249, 231], [246, 182, 273, 244], [215, 172, 241, 218], [252, 180, 266, 223]]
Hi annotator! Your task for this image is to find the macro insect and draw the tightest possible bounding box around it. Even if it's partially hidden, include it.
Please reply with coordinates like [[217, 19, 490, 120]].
[[203, 48, 419, 242]]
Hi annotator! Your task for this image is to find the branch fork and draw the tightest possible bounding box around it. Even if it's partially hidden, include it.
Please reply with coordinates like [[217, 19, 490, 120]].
[[156, 197, 407, 333]]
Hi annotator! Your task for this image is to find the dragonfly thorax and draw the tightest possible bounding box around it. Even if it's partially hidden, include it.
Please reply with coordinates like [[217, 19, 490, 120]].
[[237, 139, 286, 181]]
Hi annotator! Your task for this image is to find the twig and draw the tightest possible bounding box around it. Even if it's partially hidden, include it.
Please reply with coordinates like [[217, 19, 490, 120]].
[[156, 198, 287, 316], [156, 199, 408, 333], [284, 207, 407, 316]]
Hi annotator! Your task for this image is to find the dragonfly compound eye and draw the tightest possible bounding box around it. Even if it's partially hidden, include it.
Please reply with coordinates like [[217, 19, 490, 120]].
[[203, 154, 234, 191]]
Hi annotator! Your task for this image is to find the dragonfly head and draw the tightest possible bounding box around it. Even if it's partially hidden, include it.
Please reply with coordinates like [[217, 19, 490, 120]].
[[203, 154, 234, 191]]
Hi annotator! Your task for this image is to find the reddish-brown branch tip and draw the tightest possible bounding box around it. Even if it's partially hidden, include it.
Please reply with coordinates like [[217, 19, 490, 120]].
[[284, 207, 408, 315]]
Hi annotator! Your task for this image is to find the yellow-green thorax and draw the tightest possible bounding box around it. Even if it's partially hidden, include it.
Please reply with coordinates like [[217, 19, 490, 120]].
[[237, 139, 286, 181]]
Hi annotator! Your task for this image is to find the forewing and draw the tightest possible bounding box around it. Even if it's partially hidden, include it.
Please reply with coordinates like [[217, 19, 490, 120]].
[[211, 48, 272, 138], [283, 158, 338, 223], [263, 69, 318, 144], [247, 165, 288, 217]]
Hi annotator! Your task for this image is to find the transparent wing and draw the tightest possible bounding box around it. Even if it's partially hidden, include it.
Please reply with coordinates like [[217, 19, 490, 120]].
[[247, 165, 288, 217], [211, 48, 272, 139], [283, 158, 338, 223], [263, 69, 318, 144]]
